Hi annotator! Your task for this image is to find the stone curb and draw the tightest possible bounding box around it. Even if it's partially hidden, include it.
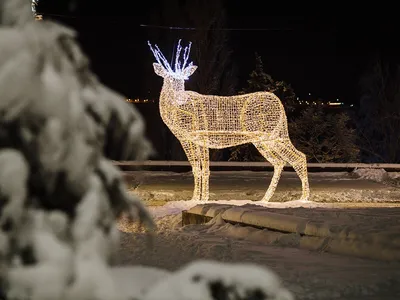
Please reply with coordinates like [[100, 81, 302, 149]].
[[185, 204, 400, 261]]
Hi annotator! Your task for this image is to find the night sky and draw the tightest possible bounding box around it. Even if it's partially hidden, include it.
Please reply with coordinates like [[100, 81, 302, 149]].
[[37, 1, 400, 105]]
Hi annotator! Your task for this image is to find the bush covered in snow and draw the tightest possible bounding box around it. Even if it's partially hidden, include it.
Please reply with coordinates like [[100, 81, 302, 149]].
[[0, 1, 294, 299], [353, 168, 400, 186]]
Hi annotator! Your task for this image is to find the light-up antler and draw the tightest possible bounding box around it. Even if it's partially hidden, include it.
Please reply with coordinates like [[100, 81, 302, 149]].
[[148, 39, 194, 79], [174, 39, 193, 76], [148, 41, 174, 74]]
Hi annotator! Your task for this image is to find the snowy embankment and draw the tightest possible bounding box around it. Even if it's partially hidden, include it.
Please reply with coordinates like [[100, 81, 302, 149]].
[[117, 198, 400, 300], [129, 168, 400, 262]]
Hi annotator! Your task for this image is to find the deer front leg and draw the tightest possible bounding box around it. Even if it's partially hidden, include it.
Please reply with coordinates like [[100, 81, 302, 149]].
[[180, 140, 202, 201], [199, 144, 210, 201]]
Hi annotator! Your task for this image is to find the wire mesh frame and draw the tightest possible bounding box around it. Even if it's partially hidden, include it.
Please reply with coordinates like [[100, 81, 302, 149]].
[[149, 41, 310, 201]]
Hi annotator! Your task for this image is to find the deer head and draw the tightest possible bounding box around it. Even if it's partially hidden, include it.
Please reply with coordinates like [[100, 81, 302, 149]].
[[148, 40, 197, 92]]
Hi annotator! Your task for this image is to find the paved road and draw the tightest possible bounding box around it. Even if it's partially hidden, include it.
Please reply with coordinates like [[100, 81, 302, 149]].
[[123, 171, 400, 203]]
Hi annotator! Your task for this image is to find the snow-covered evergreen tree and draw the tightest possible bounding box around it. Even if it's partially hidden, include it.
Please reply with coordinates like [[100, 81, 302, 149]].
[[0, 1, 294, 299], [0, 1, 154, 299], [358, 58, 400, 163]]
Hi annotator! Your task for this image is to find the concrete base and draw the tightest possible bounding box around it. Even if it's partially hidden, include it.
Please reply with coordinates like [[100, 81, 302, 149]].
[[183, 204, 400, 262]]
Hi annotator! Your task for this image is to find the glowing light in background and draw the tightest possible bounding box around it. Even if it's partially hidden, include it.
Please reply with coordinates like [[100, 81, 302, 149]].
[[126, 99, 154, 103]]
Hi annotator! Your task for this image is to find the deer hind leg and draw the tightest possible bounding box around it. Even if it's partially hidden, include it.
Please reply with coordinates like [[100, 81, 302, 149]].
[[198, 143, 210, 201], [180, 140, 202, 201], [254, 142, 285, 202], [273, 139, 310, 201]]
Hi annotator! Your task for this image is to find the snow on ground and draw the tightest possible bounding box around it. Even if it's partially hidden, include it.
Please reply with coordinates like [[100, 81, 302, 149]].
[[353, 168, 389, 182], [111, 266, 171, 299], [144, 199, 400, 220], [116, 169, 400, 299], [144, 200, 341, 220], [353, 168, 400, 186], [117, 199, 400, 300]]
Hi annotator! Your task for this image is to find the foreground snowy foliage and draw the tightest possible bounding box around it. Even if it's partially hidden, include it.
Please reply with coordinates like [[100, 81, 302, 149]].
[[0, 1, 293, 299]]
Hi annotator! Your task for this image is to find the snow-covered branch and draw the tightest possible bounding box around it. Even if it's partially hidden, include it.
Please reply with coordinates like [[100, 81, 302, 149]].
[[0, 1, 294, 299], [0, 1, 153, 299]]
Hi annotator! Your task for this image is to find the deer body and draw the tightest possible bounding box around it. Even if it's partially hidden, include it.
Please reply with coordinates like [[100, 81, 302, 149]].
[[160, 86, 288, 149], [150, 41, 310, 202]]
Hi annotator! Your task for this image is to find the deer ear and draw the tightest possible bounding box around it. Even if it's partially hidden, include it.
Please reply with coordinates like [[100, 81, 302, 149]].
[[153, 63, 167, 77], [183, 65, 197, 78]]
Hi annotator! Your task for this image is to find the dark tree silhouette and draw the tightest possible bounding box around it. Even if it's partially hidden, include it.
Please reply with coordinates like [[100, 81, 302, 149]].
[[289, 107, 359, 163], [357, 58, 400, 163], [241, 53, 296, 113]]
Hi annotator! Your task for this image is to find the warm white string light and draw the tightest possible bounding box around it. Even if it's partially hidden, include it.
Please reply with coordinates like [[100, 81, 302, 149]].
[[149, 40, 310, 202]]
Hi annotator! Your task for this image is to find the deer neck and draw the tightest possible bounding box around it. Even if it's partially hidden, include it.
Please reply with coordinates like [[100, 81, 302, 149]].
[[159, 79, 185, 116]]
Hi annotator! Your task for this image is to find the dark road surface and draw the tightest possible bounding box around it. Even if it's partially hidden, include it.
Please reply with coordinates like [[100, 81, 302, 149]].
[[123, 171, 400, 203]]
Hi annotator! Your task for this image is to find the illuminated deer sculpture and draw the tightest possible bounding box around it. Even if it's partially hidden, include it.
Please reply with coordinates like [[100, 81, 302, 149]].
[[149, 40, 310, 202]]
